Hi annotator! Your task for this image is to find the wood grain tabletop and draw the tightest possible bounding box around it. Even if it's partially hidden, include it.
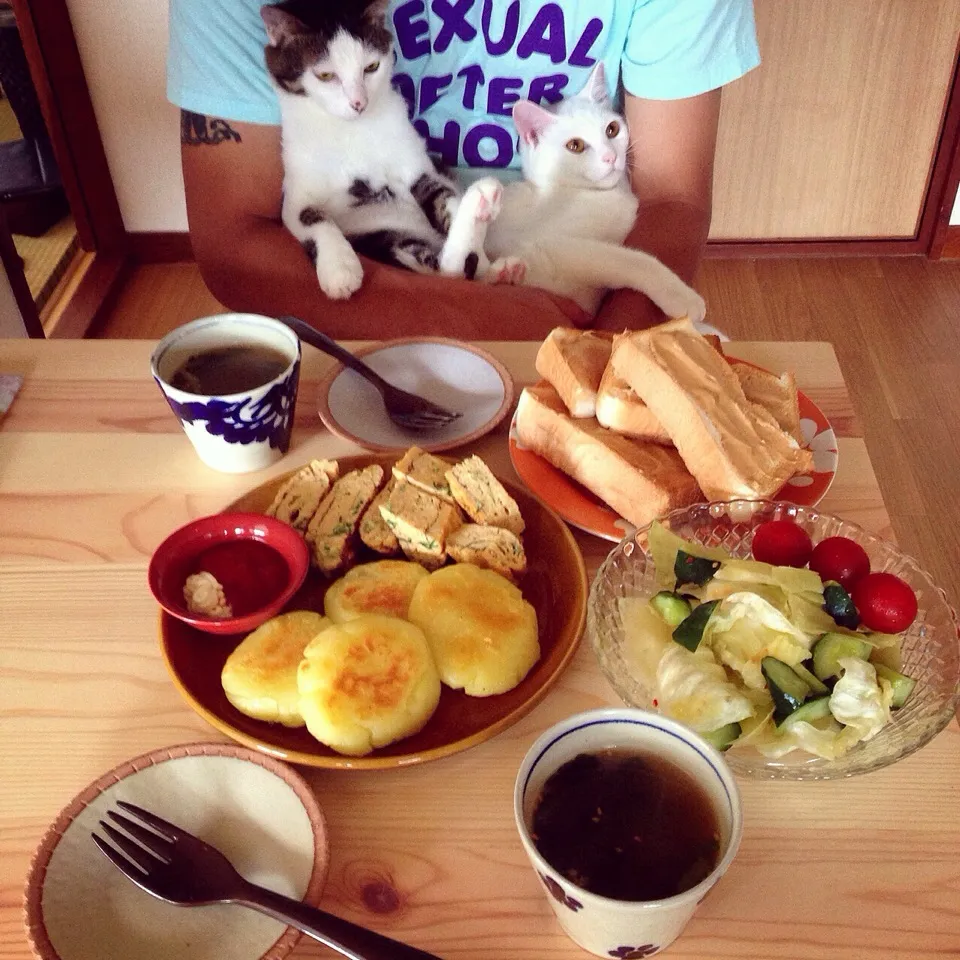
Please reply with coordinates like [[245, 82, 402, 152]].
[[1, 339, 957, 960]]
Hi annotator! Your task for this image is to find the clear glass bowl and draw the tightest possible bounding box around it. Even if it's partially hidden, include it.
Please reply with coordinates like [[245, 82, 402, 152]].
[[587, 500, 960, 780]]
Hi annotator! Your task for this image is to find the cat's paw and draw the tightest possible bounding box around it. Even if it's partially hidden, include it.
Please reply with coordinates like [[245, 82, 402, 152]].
[[463, 177, 503, 223], [317, 248, 364, 300], [485, 256, 527, 285], [662, 284, 707, 325]]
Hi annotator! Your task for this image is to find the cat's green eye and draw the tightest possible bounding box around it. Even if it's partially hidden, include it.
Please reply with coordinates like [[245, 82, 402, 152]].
[[606, 121, 621, 138], [565, 138, 586, 154], [316, 71, 336, 82], [364, 61, 380, 74]]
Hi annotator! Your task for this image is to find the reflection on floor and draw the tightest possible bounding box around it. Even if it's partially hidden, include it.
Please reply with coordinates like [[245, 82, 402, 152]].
[[14, 214, 79, 309], [0, 93, 79, 313]]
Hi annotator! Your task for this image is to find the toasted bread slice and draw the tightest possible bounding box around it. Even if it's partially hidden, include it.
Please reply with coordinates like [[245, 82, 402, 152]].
[[535, 327, 613, 418], [445, 455, 525, 535], [447, 524, 527, 579], [595, 360, 673, 444], [359, 477, 400, 556], [379, 479, 462, 569], [392, 446, 455, 504], [515, 384, 701, 529], [265, 459, 340, 532], [733, 363, 803, 443], [305, 464, 385, 574], [611, 319, 814, 500]]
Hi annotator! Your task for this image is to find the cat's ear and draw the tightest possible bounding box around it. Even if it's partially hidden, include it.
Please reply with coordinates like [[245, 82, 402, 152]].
[[364, 0, 391, 23], [513, 100, 556, 146], [576, 62, 609, 105], [261, 5, 307, 46]]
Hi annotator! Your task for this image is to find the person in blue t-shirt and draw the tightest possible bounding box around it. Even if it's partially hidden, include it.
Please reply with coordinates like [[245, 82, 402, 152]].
[[168, 1, 759, 339]]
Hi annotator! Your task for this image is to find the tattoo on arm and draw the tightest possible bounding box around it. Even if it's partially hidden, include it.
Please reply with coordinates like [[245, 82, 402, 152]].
[[181, 110, 242, 146]]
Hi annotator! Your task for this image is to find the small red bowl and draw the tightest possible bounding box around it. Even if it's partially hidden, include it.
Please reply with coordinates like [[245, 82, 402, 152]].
[[148, 512, 310, 635]]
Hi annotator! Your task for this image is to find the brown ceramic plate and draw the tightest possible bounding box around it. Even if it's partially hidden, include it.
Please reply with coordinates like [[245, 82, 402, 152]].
[[159, 455, 587, 770], [316, 337, 515, 454]]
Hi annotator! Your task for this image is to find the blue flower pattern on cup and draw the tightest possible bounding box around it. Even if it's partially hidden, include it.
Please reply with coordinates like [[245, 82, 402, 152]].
[[539, 872, 583, 912], [609, 945, 660, 958], [157, 360, 300, 451]]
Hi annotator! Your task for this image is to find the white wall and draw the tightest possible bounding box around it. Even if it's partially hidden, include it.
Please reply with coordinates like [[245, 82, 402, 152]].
[[952, 186, 960, 225], [65, 0, 187, 232], [0, 264, 28, 337]]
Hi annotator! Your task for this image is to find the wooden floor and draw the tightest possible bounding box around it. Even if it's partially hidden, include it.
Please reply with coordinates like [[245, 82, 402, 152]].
[[93, 256, 960, 609]]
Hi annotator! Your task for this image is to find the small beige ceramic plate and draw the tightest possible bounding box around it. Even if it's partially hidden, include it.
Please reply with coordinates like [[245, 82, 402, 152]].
[[317, 337, 514, 453], [24, 743, 329, 960]]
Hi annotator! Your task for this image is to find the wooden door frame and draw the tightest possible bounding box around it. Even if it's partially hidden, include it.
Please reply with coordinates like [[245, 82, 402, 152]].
[[8, 0, 129, 334], [928, 63, 960, 260]]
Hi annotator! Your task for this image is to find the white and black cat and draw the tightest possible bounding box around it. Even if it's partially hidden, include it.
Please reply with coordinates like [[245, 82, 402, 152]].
[[474, 63, 706, 322], [263, 0, 704, 323], [262, 0, 501, 300]]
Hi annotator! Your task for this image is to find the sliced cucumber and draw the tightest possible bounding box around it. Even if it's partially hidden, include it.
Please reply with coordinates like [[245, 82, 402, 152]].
[[812, 632, 873, 682], [650, 591, 693, 628], [779, 695, 832, 729], [873, 663, 917, 709], [674, 550, 721, 588], [672, 599, 720, 652], [761, 656, 812, 724], [791, 660, 830, 696], [701, 721, 742, 752], [823, 581, 860, 629]]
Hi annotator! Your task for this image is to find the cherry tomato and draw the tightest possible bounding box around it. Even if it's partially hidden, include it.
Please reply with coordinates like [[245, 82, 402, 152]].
[[751, 520, 814, 568], [851, 572, 918, 634], [809, 536, 871, 590]]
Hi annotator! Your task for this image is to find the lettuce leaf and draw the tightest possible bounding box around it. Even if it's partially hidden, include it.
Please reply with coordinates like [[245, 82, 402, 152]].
[[706, 592, 814, 690], [618, 597, 674, 692], [828, 657, 892, 742], [646, 522, 728, 590], [655, 644, 754, 732]]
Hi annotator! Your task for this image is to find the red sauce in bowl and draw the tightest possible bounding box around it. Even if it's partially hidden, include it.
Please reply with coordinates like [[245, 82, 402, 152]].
[[149, 511, 311, 635], [189, 539, 290, 617]]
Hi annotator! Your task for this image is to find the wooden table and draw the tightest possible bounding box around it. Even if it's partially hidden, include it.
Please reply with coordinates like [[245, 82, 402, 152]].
[[1, 340, 958, 960]]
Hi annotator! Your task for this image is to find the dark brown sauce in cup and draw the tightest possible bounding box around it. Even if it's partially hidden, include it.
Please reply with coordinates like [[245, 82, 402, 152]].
[[531, 749, 721, 902], [170, 345, 290, 395]]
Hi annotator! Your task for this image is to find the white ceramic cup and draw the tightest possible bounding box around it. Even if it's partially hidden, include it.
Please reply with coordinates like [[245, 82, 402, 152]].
[[151, 314, 301, 474], [514, 708, 743, 959]]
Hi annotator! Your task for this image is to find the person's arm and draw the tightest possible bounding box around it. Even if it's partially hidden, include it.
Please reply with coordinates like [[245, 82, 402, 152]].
[[180, 112, 586, 340], [593, 89, 721, 332]]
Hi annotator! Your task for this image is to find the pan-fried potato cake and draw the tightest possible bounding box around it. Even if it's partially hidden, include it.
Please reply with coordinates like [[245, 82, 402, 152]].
[[324, 560, 429, 623], [297, 614, 441, 756], [407, 564, 539, 697], [221, 611, 331, 727]]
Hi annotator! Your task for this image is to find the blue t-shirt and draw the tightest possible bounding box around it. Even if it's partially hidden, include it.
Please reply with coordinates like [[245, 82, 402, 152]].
[[168, 0, 759, 170]]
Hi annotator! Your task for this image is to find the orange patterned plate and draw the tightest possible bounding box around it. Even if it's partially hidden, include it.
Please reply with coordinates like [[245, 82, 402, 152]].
[[509, 358, 838, 542], [158, 455, 587, 770]]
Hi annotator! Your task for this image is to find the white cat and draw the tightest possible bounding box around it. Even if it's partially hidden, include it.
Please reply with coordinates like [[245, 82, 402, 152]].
[[471, 62, 706, 323], [262, 0, 501, 300]]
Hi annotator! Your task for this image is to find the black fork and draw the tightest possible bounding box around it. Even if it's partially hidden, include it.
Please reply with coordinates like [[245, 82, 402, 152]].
[[93, 801, 445, 960], [276, 315, 462, 431]]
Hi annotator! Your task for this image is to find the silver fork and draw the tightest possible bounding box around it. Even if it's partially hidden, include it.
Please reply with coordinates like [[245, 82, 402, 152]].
[[276, 315, 462, 431], [92, 801, 444, 960]]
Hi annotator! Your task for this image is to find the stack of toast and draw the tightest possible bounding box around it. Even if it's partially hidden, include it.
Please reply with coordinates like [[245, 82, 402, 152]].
[[267, 447, 527, 580], [516, 318, 814, 528]]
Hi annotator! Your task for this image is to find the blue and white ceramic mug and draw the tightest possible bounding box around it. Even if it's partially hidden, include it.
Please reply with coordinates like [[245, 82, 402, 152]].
[[151, 314, 301, 474], [514, 708, 743, 959]]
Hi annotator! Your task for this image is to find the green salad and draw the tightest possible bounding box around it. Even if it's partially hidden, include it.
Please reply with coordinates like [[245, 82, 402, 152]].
[[620, 523, 917, 760]]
